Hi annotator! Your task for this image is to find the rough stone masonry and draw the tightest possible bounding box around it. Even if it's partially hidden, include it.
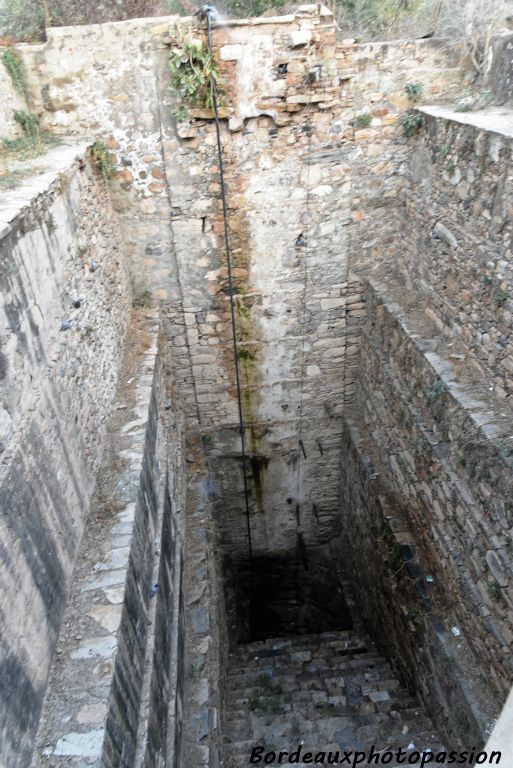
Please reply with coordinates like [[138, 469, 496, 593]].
[[0, 5, 512, 767]]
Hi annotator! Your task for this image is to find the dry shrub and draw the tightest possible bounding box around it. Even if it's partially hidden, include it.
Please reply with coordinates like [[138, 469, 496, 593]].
[[0, 0, 167, 40], [424, 0, 513, 73]]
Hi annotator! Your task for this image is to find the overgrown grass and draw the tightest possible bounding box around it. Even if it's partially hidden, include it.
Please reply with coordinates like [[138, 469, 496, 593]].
[[2, 110, 58, 160], [1, 48, 28, 96], [132, 286, 152, 308], [91, 140, 115, 179]]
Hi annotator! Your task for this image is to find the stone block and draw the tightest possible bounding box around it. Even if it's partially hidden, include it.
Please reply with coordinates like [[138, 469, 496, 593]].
[[432, 221, 458, 248], [220, 44, 244, 61], [288, 29, 312, 47], [486, 550, 509, 588]]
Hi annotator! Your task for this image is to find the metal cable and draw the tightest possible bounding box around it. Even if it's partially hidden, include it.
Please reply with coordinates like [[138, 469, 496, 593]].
[[206, 13, 253, 561]]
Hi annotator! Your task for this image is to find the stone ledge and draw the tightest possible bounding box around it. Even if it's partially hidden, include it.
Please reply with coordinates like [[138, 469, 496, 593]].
[[368, 276, 513, 451], [0, 140, 92, 235], [31, 312, 177, 767], [420, 105, 513, 139]]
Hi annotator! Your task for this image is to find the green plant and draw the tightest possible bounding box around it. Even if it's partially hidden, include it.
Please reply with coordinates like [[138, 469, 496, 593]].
[[405, 82, 423, 104], [483, 276, 493, 286], [168, 26, 218, 114], [250, 675, 284, 714], [2, 110, 57, 160], [91, 140, 115, 179], [400, 110, 424, 138], [13, 110, 39, 139], [428, 378, 446, 401], [446, 161, 456, 177], [132, 286, 152, 308], [495, 288, 510, 307], [201, 433, 213, 448], [256, 674, 282, 693], [1, 48, 28, 96], [237, 347, 256, 362], [354, 112, 372, 129]]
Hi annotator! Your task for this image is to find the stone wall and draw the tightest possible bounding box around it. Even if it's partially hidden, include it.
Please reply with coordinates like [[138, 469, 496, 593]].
[[158, 11, 469, 559], [32, 315, 188, 768], [18, 17, 179, 298], [11, 11, 470, 562], [338, 277, 512, 744], [0, 145, 130, 767], [335, 106, 513, 744], [399, 108, 513, 399]]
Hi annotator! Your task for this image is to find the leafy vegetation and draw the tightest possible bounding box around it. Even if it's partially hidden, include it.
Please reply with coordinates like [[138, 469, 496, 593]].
[[401, 110, 424, 138], [91, 140, 115, 180], [168, 27, 218, 115], [428, 378, 446, 400], [405, 82, 423, 104], [400, 81, 425, 138], [1, 49, 28, 97], [494, 288, 510, 308], [249, 675, 284, 714], [354, 112, 372, 128], [2, 110, 58, 160]]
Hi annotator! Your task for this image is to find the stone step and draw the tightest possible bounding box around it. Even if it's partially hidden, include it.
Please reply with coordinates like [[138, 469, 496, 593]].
[[227, 679, 409, 713], [225, 670, 397, 701], [222, 631, 445, 766], [230, 630, 366, 659], [227, 652, 392, 673]]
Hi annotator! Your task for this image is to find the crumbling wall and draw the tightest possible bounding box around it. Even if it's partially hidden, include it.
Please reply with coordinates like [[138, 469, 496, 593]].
[[0, 145, 130, 767], [18, 17, 179, 299]]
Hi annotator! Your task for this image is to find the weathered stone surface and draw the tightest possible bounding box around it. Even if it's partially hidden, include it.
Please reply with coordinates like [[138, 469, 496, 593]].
[[0, 8, 494, 768], [432, 221, 458, 248], [0, 146, 130, 768], [289, 29, 312, 47], [219, 43, 244, 61]]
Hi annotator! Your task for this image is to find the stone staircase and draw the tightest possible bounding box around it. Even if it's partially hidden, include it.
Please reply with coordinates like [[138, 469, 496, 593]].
[[222, 630, 444, 766]]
